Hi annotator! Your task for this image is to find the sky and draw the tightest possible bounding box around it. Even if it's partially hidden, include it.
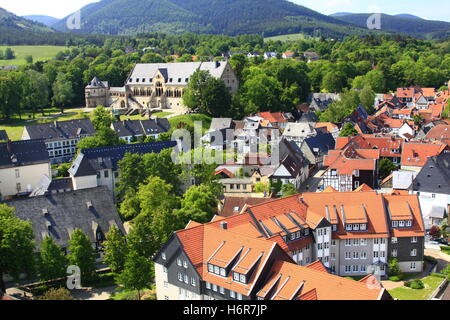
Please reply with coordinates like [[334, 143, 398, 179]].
[[0, 0, 449, 22]]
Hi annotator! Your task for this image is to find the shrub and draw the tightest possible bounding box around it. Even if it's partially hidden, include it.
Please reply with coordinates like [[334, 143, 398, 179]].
[[388, 275, 404, 281], [405, 279, 424, 289], [38, 287, 73, 300]]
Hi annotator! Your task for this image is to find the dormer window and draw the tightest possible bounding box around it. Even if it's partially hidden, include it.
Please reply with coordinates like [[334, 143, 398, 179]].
[[406, 220, 412, 227], [332, 225, 337, 232], [239, 274, 246, 284], [399, 221, 405, 227], [360, 224, 367, 231], [346, 224, 352, 231], [392, 220, 398, 228], [233, 272, 239, 281], [208, 264, 214, 273]]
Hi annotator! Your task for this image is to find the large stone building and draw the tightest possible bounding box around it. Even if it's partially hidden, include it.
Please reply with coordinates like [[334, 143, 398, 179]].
[[85, 61, 239, 112]]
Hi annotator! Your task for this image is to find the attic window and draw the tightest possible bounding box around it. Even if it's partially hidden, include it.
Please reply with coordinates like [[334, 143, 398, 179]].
[[129, 79, 132, 83], [178, 78, 182, 83], [42, 208, 49, 216], [87, 201, 93, 209], [233, 206, 240, 212]]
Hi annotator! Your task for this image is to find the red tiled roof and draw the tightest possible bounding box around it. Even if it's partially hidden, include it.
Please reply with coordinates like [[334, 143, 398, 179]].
[[401, 142, 447, 167], [397, 88, 414, 99], [425, 125, 450, 141], [258, 112, 287, 124]]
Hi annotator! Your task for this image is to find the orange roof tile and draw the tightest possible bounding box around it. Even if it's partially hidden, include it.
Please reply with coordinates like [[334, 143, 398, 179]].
[[257, 261, 384, 300], [425, 125, 450, 141], [401, 142, 447, 167], [354, 184, 373, 192], [384, 194, 425, 237]]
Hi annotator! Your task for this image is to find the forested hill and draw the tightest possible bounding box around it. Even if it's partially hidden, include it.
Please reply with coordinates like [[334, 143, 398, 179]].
[[0, 7, 109, 45], [52, 0, 367, 38], [331, 13, 450, 39]]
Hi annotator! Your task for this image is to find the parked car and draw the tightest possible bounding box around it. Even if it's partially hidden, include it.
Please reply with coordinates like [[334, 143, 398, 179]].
[[436, 238, 449, 246]]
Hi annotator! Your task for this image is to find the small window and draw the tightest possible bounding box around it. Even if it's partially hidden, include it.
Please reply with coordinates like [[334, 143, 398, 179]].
[[177, 273, 183, 282], [220, 286, 225, 295], [183, 260, 188, 269], [191, 277, 196, 286], [177, 258, 182, 266], [206, 282, 211, 289], [230, 290, 236, 298], [239, 274, 246, 284], [208, 264, 214, 273], [392, 237, 398, 244], [220, 268, 226, 277], [161, 252, 166, 260], [411, 236, 417, 243]]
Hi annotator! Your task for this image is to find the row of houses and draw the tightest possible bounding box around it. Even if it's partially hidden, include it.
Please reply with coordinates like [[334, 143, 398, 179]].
[[222, 51, 320, 62], [154, 186, 427, 300], [20, 117, 170, 163]]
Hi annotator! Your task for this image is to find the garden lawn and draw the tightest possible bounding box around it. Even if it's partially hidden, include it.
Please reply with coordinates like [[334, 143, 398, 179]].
[[388, 275, 445, 300], [168, 114, 212, 134]]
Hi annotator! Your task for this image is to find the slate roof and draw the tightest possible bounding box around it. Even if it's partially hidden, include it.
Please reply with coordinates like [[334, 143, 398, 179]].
[[0, 130, 8, 141], [69, 141, 176, 177], [111, 119, 170, 138], [0, 139, 49, 169], [127, 61, 229, 86], [411, 153, 450, 194], [299, 111, 319, 123], [86, 77, 109, 89], [304, 131, 335, 156], [6, 186, 125, 248], [208, 118, 233, 132], [24, 119, 96, 141]]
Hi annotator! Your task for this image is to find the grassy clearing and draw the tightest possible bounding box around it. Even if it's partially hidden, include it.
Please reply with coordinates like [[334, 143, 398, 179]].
[[264, 33, 315, 42], [0, 108, 91, 141], [0, 45, 66, 67], [120, 111, 173, 121], [388, 275, 445, 300]]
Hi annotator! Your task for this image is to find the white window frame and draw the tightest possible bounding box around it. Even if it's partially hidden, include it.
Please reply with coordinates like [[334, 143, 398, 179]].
[[412, 236, 418, 243]]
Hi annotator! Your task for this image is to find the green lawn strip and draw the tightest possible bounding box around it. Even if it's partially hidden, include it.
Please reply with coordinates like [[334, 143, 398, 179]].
[[388, 275, 445, 300], [0, 45, 66, 67]]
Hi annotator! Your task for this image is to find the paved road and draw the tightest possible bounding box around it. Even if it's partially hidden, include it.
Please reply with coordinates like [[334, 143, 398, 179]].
[[71, 285, 118, 300]]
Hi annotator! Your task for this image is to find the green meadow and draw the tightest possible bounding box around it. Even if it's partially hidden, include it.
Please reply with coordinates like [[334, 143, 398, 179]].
[[0, 45, 66, 67]]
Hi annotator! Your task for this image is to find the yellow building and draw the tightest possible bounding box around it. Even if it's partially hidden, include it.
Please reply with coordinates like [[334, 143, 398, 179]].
[[85, 61, 239, 112]]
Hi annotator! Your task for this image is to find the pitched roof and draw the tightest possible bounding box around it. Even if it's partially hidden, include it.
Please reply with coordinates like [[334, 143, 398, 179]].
[[392, 171, 417, 190], [354, 184, 373, 192], [0, 139, 49, 169], [257, 260, 384, 300], [304, 132, 335, 156], [425, 125, 450, 141], [69, 141, 176, 177], [127, 61, 229, 85], [383, 194, 425, 237], [111, 119, 170, 138], [411, 153, 450, 194], [220, 197, 273, 218], [209, 118, 233, 132], [6, 186, 125, 248], [0, 130, 8, 141], [324, 151, 376, 175], [257, 112, 287, 124], [24, 119, 95, 141], [401, 142, 447, 167], [335, 135, 403, 158], [283, 122, 315, 138], [397, 88, 415, 99]]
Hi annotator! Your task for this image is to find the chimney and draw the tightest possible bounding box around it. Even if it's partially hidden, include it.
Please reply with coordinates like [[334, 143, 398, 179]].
[[220, 221, 228, 230]]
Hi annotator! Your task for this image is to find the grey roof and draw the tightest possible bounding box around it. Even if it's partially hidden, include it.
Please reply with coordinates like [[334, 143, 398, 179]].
[[0, 130, 8, 141], [392, 171, 417, 190], [24, 119, 96, 141], [430, 206, 447, 219], [0, 139, 49, 169], [308, 93, 340, 103], [69, 141, 177, 177], [30, 176, 74, 197], [6, 186, 125, 248], [86, 77, 108, 89], [209, 118, 233, 132], [111, 119, 170, 138], [282, 122, 315, 138], [304, 131, 335, 156], [411, 153, 450, 194], [298, 111, 318, 123], [127, 61, 229, 86]]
